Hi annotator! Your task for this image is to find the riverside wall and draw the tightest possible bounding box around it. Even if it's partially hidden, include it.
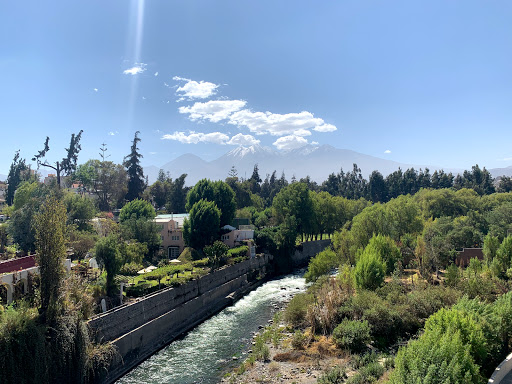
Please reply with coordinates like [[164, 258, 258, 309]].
[[89, 240, 329, 383], [89, 254, 272, 383], [290, 239, 331, 267]]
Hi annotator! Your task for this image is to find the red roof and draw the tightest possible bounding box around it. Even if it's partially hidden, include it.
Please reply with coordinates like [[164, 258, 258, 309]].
[[0, 256, 36, 274]]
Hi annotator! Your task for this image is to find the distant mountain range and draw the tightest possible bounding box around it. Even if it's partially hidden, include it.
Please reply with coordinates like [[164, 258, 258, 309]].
[[2, 147, 511, 187], [489, 166, 512, 179], [144, 144, 459, 186]]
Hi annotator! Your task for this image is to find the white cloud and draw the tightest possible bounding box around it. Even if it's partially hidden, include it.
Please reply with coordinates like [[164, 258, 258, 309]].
[[123, 63, 147, 75], [314, 123, 337, 133], [154, 72, 159, 77], [226, 133, 260, 146], [384, 150, 391, 154], [173, 76, 219, 100], [172, 77, 338, 144], [108, 131, 119, 136], [179, 100, 247, 123], [93, 88, 98, 92], [149, 152, 157, 155], [228, 110, 336, 136], [294, 129, 312, 137], [161, 131, 229, 145], [273, 135, 309, 150], [142, 96, 146, 100]]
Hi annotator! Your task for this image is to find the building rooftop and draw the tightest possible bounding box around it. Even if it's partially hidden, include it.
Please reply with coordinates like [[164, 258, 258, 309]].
[[155, 213, 189, 227]]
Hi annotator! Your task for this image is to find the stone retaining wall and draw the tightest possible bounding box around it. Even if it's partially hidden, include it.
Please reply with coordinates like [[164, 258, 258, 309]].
[[89, 254, 272, 383], [291, 239, 331, 267], [89, 254, 270, 343]]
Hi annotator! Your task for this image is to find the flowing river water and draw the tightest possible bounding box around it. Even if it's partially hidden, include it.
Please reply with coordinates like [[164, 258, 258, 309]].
[[116, 272, 307, 384]]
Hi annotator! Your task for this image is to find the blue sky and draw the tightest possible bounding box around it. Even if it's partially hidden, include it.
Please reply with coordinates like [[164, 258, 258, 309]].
[[1, 1, 511, 176]]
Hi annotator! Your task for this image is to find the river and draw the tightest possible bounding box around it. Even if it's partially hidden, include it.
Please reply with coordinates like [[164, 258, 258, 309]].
[[116, 272, 306, 384]]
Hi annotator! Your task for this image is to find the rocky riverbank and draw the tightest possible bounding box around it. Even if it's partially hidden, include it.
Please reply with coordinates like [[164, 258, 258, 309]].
[[221, 316, 351, 384]]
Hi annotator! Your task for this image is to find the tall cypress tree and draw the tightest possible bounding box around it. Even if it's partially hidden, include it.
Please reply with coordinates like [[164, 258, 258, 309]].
[[124, 131, 145, 201]]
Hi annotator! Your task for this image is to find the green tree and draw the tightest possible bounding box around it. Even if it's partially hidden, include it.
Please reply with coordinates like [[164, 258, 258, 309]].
[[367, 170, 388, 203], [497, 176, 512, 193], [124, 131, 146, 201], [32, 130, 83, 188], [94, 235, 122, 296], [332, 319, 371, 353], [77, 160, 128, 211], [183, 199, 221, 251], [272, 182, 314, 242], [5, 150, 28, 206], [483, 234, 500, 265], [9, 182, 49, 252], [148, 179, 168, 209], [204, 240, 229, 270], [166, 173, 188, 213], [354, 245, 386, 290], [119, 198, 156, 222], [119, 240, 146, 265], [120, 217, 161, 260], [68, 229, 96, 260], [186, 179, 236, 226], [0, 224, 8, 253], [35, 196, 67, 324], [364, 234, 402, 274], [64, 193, 96, 230], [248, 164, 262, 194], [494, 236, 512, 277], [304, 247, 339, 283], [390, 328, 481, 384], [13, 181, 39, 211], [453, 164, 495, 195]]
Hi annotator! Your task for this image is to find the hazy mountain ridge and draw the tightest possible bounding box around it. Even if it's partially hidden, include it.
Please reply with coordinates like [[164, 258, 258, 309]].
[[144, 144, 457, 185], [490, 166, 512, 179]]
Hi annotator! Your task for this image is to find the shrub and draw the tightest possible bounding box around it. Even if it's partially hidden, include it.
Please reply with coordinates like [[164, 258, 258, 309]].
[[332, 319, 371, 353], [304, 247, 339, 283], [253, 337, 270, 361], [284, 293, 315, 328], [389, 328, 482, 384], [354, 247, 385, 290], [444, 263, 460, 287], [364, 234, 402, 274], [318, 365, 347, 384], [291, 330, 307, 350], [119, 262, 143, 276], [347, 361, 384, 384], [178, 247, 202, 262], [339, 290, 403, 347], [227, 245, 248, 258], [192, 258, 209, 268]]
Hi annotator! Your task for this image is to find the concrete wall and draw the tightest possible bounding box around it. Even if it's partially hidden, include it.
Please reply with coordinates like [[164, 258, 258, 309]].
[[291, 239, 331, 267], [89, 254, 272, 383], [91, 240, 328, 383], [104, 274, 259, 382], [89, 254, 270, 343]]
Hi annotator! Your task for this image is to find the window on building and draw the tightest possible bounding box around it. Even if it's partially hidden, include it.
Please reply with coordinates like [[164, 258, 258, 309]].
[[171, 235, 180, 241]]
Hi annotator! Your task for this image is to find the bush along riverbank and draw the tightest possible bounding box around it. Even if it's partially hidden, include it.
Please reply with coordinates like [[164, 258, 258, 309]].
[[224, 266, 512, 384]]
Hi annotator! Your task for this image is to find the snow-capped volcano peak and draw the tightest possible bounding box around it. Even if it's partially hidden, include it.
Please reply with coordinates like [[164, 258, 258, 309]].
[[225, 144, 276, 159]]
